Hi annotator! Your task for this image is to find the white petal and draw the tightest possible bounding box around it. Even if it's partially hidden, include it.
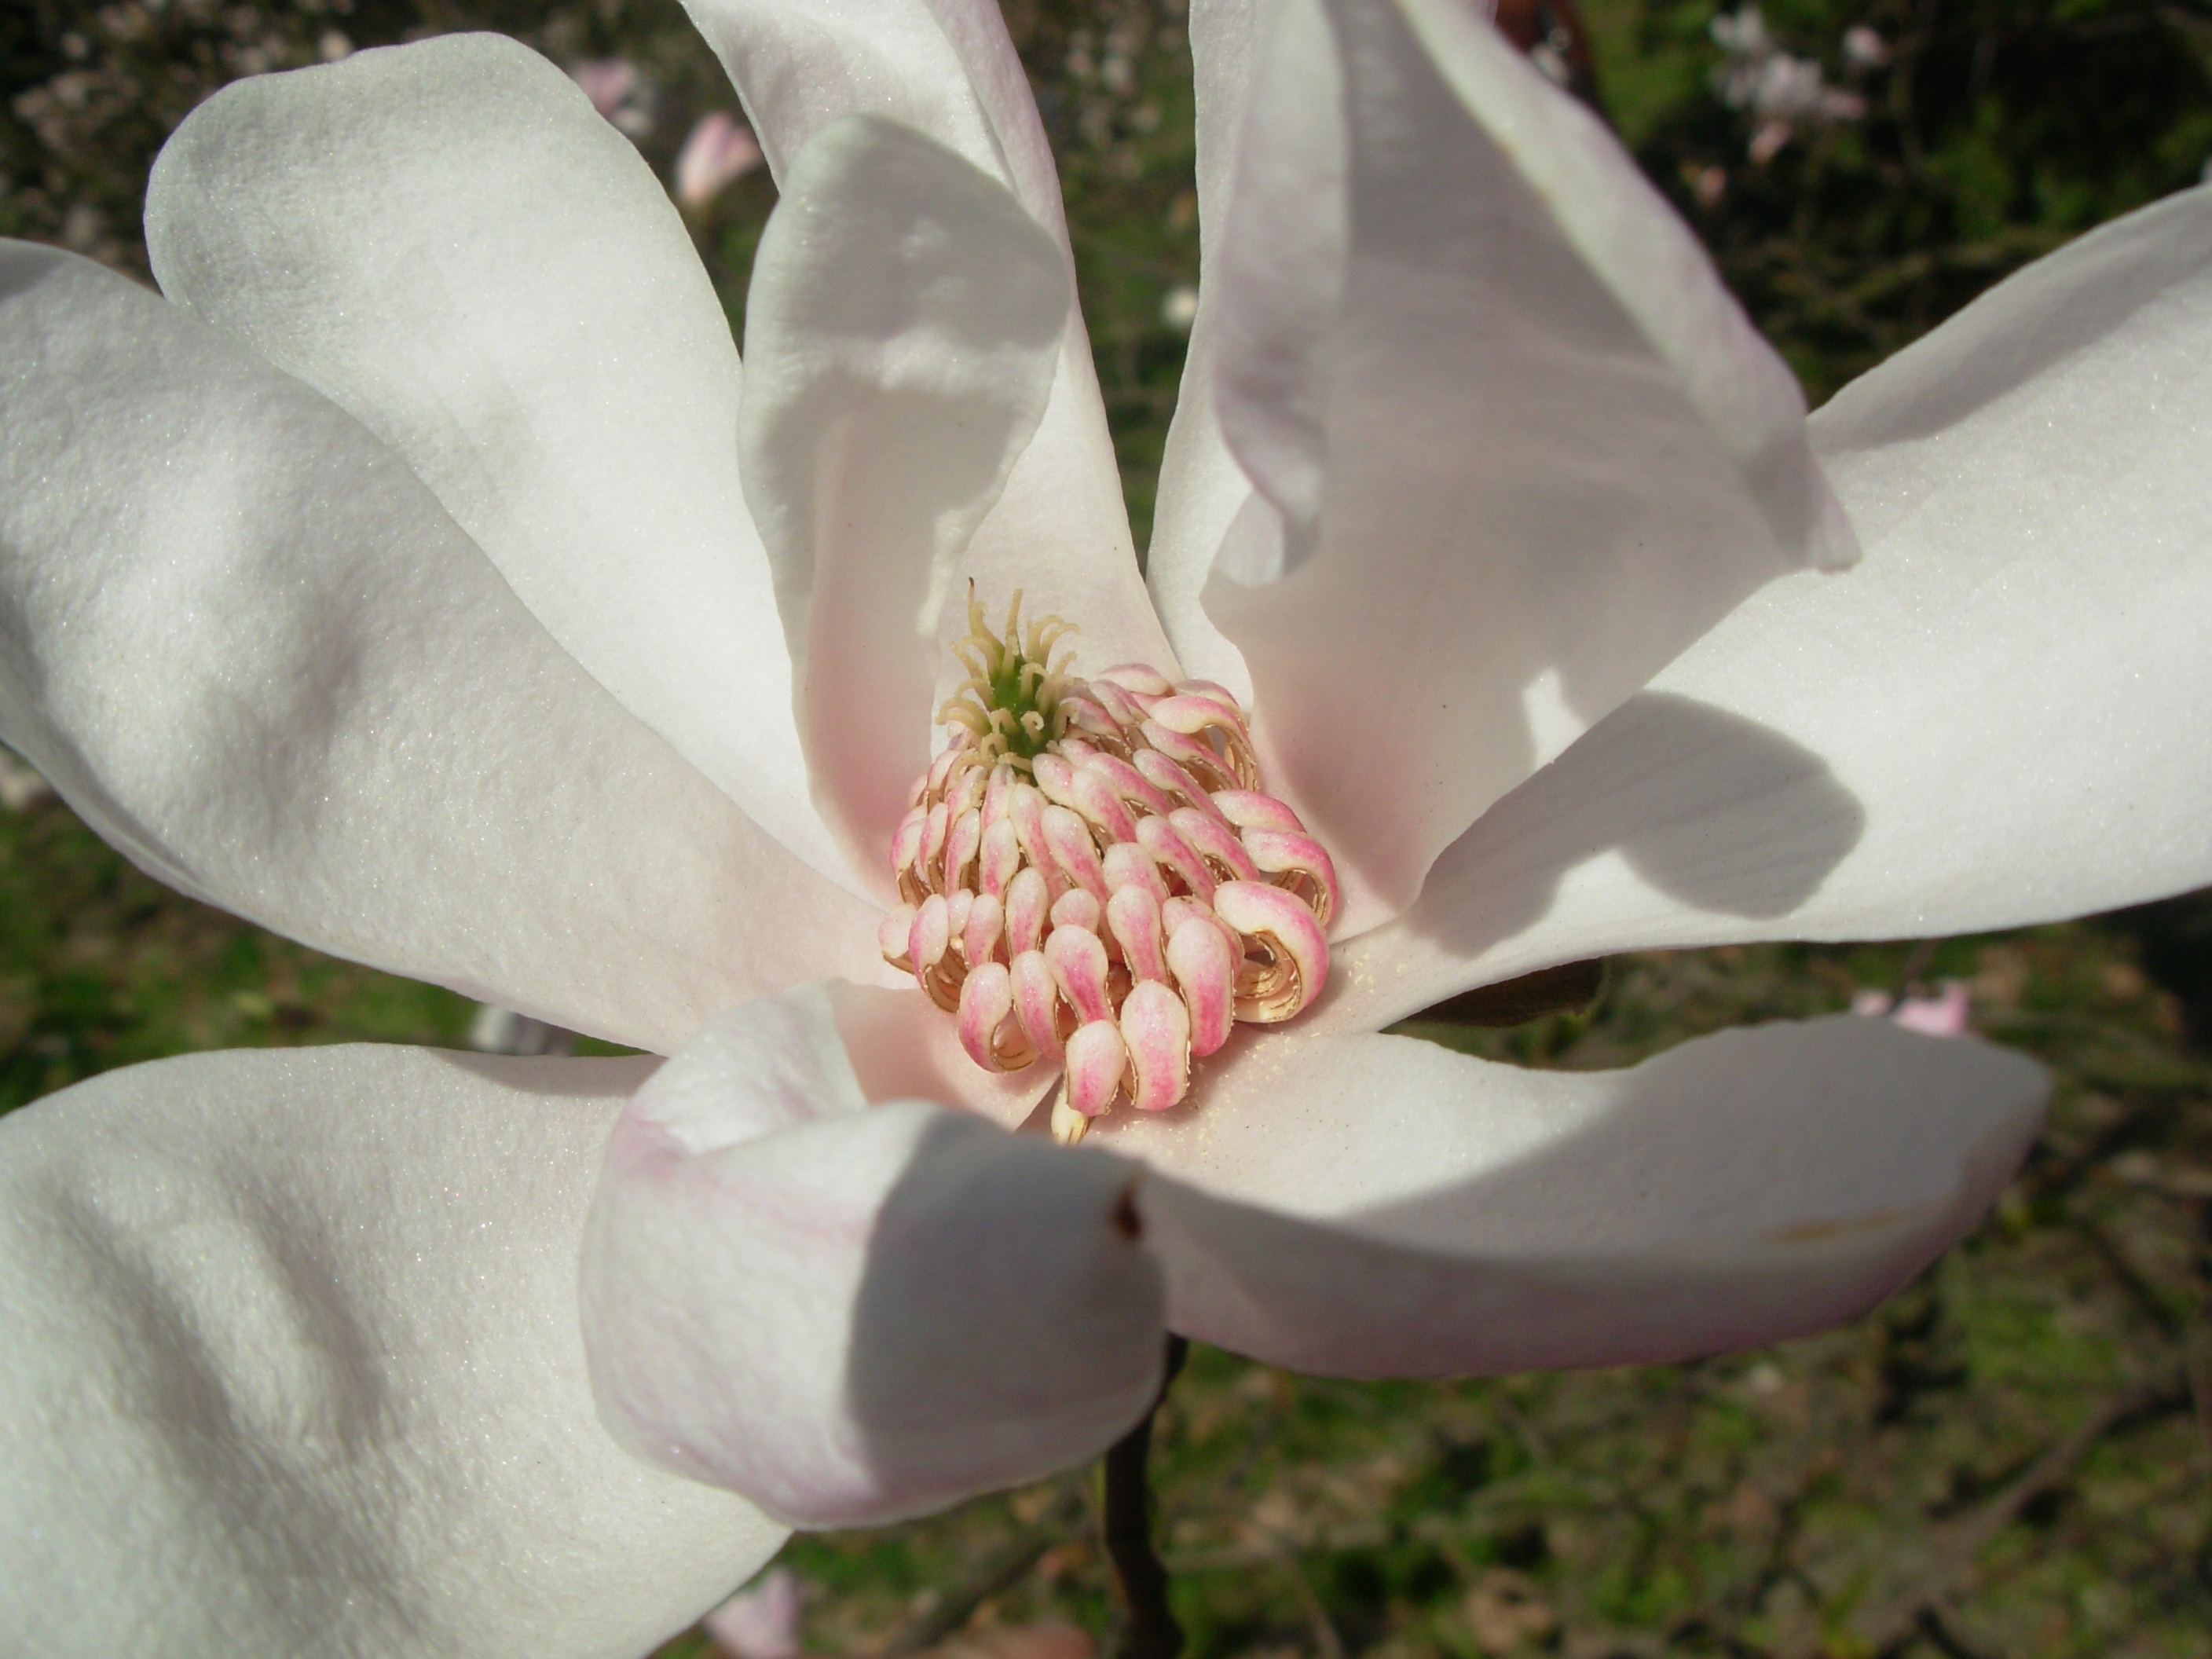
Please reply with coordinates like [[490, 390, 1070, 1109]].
[[1093, 1017, 2045, 1376], [0, 1046, 782, 1656], [1146, 0, 1273, 701], [738, 116, 1071, 881], [143, 35, 851, 892], [582, 986, 1165, 1527], [1195, 0, 1850, 932], [0, 241, 888, 1053], [1325, 185, 2212, 1031], [683, 0, 1068, 238], [690, 0, 1177, 716]]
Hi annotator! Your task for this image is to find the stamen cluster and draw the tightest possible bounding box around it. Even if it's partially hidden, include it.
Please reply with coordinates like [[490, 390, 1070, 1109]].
[[881, 594, 1339, 1141]]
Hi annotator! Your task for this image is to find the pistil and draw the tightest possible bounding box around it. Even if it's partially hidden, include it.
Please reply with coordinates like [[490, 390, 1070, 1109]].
[[881, 590, 1339, 1143]]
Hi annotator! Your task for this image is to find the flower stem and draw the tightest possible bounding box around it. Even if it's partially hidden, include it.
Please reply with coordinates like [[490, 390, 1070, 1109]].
[[1103, 1333, 1190, 1659]]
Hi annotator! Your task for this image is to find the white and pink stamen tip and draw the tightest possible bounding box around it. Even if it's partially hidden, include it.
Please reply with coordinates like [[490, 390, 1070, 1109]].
[[883, 588, 1339, 1145]]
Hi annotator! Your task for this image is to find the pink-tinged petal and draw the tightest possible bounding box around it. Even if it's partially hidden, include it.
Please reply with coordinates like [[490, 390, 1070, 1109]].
[[1320, 185, 2212, 1034], [143, 36, 849, 891], [1064, 1019, 1130, 1116], [0, 1046, 781, 1654], [581, 987, 1164, 1525], [1165, 911, 1238, 1058], [827, 982, 1046, 1128], [738, 117, 1071, 886], [0, 243, 888, 1053], [674, 109, 764, 207], [1093, 1017, 2045, 1376], [1185, 0, 1851, 932], [1119, 980, 1193, 1112]]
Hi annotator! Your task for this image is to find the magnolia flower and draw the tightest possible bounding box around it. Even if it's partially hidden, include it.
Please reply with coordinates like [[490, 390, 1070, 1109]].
[[0, 0, 2207, 1650]]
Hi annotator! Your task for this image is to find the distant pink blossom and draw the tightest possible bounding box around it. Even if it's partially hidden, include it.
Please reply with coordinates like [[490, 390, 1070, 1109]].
[[1854, 980, 1972, 1038], [704, 1566, 803, 1659], [572, 57, 654, 139], [676, 111, 764, 208]]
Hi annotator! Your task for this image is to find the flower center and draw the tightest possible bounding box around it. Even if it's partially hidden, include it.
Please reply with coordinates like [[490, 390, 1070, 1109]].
[[880, 588, 1339, 1144]]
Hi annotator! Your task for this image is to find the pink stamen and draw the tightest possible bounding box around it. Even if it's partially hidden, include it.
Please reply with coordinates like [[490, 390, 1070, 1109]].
[[885, 603, 1338, 1133], [1212, 881, 1331, 1022], [1097, 663, 1175, 698], [1106, 884, 1170, 983], [1170, 808, 1265, 884], [1239, 826, 1341, 930], [1164, 911, 1236, 1057], [1102, 841, 1170, 905], [1004, 866, 1051, 957], [1064, 1020, 1128, 1116], [1119, 980, 1191, 1113], [963, 889, 1005, 969], [943, 807, 982, 893], [1011, 948, 1066, 1060], [1041, 805, 1109, 902], [1046, 924, 1115, 1024]]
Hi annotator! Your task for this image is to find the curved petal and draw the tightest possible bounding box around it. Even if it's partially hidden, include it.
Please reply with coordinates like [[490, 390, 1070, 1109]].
[[687, 0, 1177, 713], [1146, 0, 1271, 700], [0, 241, 890, 1053], [582, 987, 1164, 1527], [143, 34, 851, 892], [683, 0, 1066, 236], [1323, 184, 2212, 1032], [739, 116, 1071, 884], [1192, 0, 1851, 933], [0, 1045, 782, 1657], [1092, 1016, 2045, 1376]]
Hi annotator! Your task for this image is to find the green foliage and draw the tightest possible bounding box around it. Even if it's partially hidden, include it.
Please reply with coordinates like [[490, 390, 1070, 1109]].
[[1613, 0, 2212, 397]]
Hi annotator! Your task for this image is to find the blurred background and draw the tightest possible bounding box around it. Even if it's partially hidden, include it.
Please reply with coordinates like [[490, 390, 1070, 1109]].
[[4, 0, 2211, 1654]]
